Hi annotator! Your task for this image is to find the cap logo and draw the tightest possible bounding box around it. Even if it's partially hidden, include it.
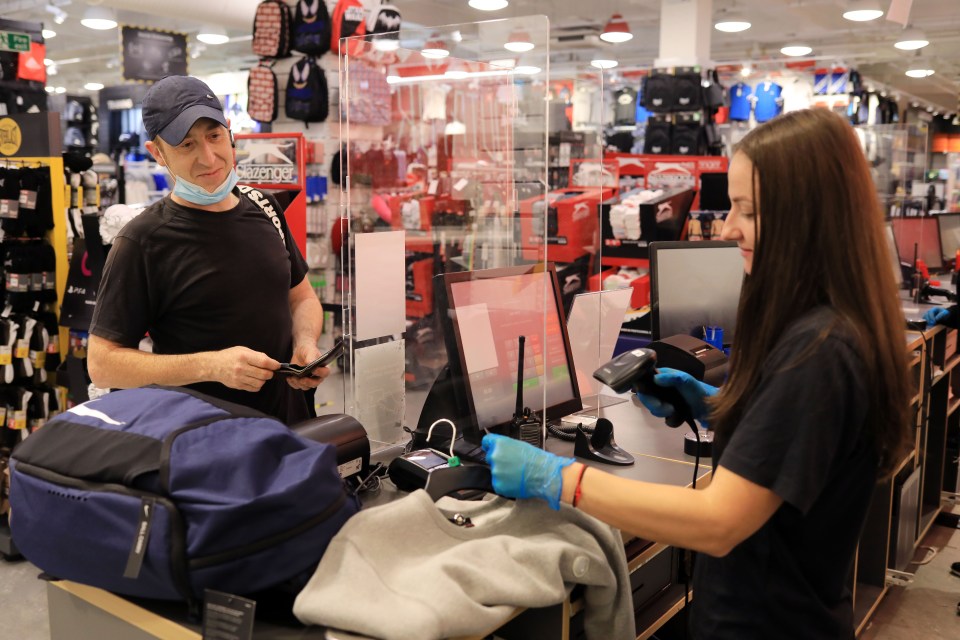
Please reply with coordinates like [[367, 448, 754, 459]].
[[206, 94, 214, 99]]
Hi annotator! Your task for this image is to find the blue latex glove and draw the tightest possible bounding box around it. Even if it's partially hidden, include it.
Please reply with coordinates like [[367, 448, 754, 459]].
[[635, 367, 718, 425], [924, 307, 951, 329], [481, 433, 574, 510]]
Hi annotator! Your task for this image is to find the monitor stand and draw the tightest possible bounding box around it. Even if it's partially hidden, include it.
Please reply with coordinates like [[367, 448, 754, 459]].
[[414, 364, 474, 445]]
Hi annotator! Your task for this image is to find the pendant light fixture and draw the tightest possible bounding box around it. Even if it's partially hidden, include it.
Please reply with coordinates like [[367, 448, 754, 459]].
[[504, 28, 534, 53], [842, 1, 884, 22], [468, 0, 508, 10], [197, 26, 229, 45], [590, 59, 618, 70], [714, 6, 751, 33], [80, 6, 117, 30], [421, 36, 450, 59], [894, 28, 929, 51], [600, 14, 633, 44], [780, 44, 812, 57]]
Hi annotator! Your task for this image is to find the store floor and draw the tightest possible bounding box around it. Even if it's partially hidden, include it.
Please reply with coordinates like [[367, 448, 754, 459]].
[[2, 372, 958, 638]]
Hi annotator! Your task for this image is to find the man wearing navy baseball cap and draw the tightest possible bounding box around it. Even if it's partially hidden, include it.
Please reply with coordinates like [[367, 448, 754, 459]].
[[88, 75, 326, 423]]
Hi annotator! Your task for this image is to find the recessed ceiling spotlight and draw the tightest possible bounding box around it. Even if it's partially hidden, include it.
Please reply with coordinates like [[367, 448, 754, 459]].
[[42, 29, 56, 39], [504, 28, 534, 53], [780, 44, 812, 57], [842, 1, 884, 22], [84, 82, 105, 91]]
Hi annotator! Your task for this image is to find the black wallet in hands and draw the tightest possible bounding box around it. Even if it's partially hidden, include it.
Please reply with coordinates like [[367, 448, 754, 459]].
[[276, 339, 344, 378]]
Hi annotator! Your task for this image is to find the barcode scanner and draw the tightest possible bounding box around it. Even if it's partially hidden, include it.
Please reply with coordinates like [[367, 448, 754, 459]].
[[592, 348, 693, 428]]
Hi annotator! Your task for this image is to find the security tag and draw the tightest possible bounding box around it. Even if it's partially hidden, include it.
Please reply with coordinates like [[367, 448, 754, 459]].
[[18, 190, 38, 210], [202, 589, 256, 640], [123, 497, 156, 579]]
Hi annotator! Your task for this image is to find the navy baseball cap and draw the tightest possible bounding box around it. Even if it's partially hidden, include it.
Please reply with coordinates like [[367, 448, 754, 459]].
[[142, 75, 227, 146]]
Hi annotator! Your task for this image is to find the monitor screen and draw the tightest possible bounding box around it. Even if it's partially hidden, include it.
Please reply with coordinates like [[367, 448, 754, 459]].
[[884, 221, 903, 287], [891, 217, 943, 271], [936, 213, 960, 264], [437, 264, 581, 441], [650, 241, 744, 346]]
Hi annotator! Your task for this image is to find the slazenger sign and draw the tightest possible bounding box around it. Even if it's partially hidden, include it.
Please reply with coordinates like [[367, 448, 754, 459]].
[[236, 164, 296, 183]]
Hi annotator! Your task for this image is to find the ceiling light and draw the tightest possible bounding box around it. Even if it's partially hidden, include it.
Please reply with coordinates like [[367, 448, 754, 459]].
[[714, 8, 751, 33], [43, 58, 52, 66], [590, 59, 618, 70], [197, 26, 229, 45], [81, 7, 117, 30], [373, 37, 399, 52], [42, 28, 56, 39], [780, 44, 812, 57], [45, 4, 67, 25], [911, 101, 919, 107], [513, 65, 541, 75], [933, 111, 939, 116], [44, 86, 55, 93], [842, 1, 884, 22], [84, 82, 105, 91], [504, 28, 534, 53], [421, 38, 450, 59], [926, 106, 934, 113], [55, 86, 65, 93], [895, 28, 929, 51], [444, 120, 466, 135], [740, 65, 752, 77], [905, 67, 935, 78], [600, 13, 633, 43], [468, 0, 508, 10]]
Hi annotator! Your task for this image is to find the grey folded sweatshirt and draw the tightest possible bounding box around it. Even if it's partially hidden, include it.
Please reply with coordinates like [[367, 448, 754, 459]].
[[293, 490, 634, 640]]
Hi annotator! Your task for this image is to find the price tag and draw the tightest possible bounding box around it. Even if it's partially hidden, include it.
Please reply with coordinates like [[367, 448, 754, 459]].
[[30, 350, 45, 369], [202, 590, 256, 640], [0, 198, 19, 219], [0, 345, 12, 366], [5, 273, 27, 292], [30, 273, 43, 292], [18, 189, 38, 210], [10, 410, 26, 430], [43, 271, 56, 290], [15, 339, 29, 359]]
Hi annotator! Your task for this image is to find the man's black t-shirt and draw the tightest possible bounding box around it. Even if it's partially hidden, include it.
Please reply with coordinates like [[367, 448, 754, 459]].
[[692, 307, 875, 640], [89, 189, 311, 423]]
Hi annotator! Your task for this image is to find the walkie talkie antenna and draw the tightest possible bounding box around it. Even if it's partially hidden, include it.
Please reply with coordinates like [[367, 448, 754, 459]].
[[515, 335, 525, 419]]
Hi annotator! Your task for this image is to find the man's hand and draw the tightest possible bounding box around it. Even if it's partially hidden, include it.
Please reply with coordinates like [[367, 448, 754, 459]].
[[210, 346, 280, 392], [285, 343, 331, 391]]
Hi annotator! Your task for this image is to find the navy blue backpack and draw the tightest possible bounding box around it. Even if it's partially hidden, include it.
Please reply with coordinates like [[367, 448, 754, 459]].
[[9, 386, 359, 601]]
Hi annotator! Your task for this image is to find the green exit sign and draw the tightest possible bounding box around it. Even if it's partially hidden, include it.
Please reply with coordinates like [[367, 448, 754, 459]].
[[0, 31, 31, 53]]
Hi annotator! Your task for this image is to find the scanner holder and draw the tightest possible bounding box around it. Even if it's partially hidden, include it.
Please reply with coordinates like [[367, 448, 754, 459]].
[[573, 418, 634, 466]]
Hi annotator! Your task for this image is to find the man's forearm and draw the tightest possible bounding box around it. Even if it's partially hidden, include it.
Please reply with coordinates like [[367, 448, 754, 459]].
[[290, 293, 323, 352], [88, 342, 214, 389]]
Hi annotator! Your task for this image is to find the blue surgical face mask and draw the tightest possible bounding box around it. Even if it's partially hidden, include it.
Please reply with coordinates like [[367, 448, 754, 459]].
[[169, 167, 240, 206]]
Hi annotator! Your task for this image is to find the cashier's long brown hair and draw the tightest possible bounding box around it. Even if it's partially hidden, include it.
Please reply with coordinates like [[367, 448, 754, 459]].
[[709, 109, 910, 477]]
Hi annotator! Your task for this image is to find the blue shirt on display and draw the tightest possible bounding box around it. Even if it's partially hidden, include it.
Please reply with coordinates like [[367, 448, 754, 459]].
[[729, 82, 753, 121], [754, 82, 783, 123]]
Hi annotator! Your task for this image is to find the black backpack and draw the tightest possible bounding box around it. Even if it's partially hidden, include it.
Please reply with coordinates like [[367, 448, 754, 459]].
[[252, 0, 293, 59], [248, 61, 279, 123], [286, 56, 328, 124], [292, 0, 332, 56]]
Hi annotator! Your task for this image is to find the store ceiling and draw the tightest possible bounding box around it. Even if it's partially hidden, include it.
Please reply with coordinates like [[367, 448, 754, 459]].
[[1, 0, 958, 114]]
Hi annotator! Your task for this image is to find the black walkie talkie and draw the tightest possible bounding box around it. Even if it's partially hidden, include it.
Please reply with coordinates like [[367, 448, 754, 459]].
[[510, 335, 543, 448]]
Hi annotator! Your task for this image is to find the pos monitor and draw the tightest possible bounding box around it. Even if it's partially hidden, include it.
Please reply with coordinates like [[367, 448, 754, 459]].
[[650, 241, 744, 347], [891, 217, 943, 271], [936, 213, 960, 266], [425, 263, 582, 445]]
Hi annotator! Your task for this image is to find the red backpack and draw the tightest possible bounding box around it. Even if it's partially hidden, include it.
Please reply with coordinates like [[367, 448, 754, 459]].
[[247, 61, 279, 123], [330, 0, 367, 56], [252, 0, 293, 59]]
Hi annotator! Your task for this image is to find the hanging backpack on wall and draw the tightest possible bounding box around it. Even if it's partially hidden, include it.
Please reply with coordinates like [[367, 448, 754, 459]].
[[291, 0, 332, 56], [8, 386, 360, 602], [286, 56, 329, 124], [247, 61, 279, 123], [252, 0, 293, 59], [331, 0, 368, 56]]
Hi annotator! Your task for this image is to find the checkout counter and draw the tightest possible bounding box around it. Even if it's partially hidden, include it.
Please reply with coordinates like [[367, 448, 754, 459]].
[[44, 396, 710, 640]]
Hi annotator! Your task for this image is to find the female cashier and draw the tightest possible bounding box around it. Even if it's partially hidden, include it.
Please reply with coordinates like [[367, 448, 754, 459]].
[[482, 109, 912, 639]]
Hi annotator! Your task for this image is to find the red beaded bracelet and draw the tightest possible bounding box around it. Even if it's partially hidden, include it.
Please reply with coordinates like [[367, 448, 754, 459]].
[[572, 464, 589, 508]]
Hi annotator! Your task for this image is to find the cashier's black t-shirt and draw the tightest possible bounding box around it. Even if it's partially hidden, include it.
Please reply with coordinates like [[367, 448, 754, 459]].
[[692, 307, 875, 640], [89, 189, 311, 423]]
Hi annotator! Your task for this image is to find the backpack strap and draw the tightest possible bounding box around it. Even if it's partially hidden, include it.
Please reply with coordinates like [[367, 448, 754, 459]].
[[236, 185, 286, 246]]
